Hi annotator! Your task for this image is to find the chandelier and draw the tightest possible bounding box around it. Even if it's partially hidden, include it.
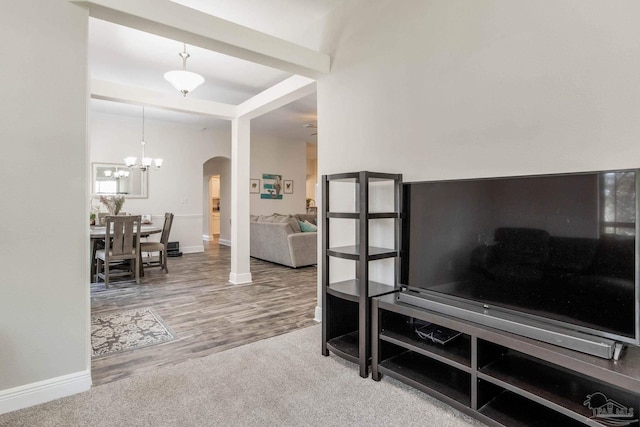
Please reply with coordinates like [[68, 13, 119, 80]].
[[104, 168, 129, 179], [164, 43, 205, 97], [124, 106, 163, 171]]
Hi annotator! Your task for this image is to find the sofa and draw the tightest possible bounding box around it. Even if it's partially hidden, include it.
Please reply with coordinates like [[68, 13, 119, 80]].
[[250, 213, 317, 268], [469, 227, 635, 334]]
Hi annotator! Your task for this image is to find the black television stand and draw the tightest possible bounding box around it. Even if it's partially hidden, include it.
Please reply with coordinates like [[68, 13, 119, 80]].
[[372, 293, 640, 426]]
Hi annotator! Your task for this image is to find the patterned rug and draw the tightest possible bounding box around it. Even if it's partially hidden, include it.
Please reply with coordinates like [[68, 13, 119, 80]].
[[91, 308, 176, 358]]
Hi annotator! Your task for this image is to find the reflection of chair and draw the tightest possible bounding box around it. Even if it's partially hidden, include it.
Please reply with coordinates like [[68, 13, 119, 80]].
[[95, 215, 142, 287], [140, 213, 174, 273]]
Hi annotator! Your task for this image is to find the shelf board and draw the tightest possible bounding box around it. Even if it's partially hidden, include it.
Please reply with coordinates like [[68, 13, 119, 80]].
[[478, 391, 585, 427], [380, 328, 471, 371], [327, 331, 360, 364], [478, 354, 635, 423], [326, 212, 399, 219], [327, 280, 397, 301], [328, 245, 397, 261], [325, 172, 359, 181], [325, 171, 401, 182], [378, 351, 471, 407]]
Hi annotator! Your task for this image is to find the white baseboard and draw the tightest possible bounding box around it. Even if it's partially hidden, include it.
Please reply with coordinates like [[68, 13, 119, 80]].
[[218, 239, 231, 247], [229, 272, 252, 284], [314, 306, 322, 323], [181, 245, 204, 254], [202, 234, 213, 241], [0, 370, 91, 415]]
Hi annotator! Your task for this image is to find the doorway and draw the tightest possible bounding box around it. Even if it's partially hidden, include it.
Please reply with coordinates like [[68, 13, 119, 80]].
[[209, 175, 220, 242], [203, 156, 231, 246]]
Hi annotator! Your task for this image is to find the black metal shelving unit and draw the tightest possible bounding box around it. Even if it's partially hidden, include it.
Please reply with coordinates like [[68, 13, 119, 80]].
[[321, 171, 402, 377]]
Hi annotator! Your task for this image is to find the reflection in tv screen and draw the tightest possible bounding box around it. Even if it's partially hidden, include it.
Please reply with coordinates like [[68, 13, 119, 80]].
[[401, 170, 637, 341]]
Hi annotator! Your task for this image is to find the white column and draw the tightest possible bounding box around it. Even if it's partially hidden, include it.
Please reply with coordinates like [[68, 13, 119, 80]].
[[229, 117, 252, 284]]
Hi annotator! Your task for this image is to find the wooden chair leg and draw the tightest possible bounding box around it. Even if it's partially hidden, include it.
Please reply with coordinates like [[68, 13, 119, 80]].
[[95, 258, 102, 283], [135, 256, 140, 284], [163, 250, 168, 273], [104, 261, 110, 289], [138, 251, 145, 278]]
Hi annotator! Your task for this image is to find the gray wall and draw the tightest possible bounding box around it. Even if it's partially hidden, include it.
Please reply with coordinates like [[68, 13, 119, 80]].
[[317, 0, 640, 286], [0, 0, 90, 401], [318, 0, 640, 179]]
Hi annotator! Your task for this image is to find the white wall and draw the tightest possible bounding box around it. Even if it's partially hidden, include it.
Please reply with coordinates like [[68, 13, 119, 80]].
[[250, 136, 308, 216], [316, 0, 640, 310], [319, 0, 640, 180], [90, 111, 231, 253], [0, 0, 91, 412]]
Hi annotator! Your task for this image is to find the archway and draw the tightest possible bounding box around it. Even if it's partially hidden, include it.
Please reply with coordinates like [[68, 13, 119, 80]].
[[203, 156, 231, 246]]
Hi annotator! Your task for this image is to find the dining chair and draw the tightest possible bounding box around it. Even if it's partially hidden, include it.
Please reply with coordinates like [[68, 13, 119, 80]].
[[95, 215, 142, 287], [97, 212, 109, 226], [140, 212, 174, 273]]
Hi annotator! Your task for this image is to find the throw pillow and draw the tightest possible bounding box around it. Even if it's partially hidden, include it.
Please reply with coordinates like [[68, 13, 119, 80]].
[[288, 215, 302, 233], [298, 219, 317, 232]]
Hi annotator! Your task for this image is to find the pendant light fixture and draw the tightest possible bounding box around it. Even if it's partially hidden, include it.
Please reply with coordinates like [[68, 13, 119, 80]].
[[164, 43, 205, 97], [125, 106, 163, 171]]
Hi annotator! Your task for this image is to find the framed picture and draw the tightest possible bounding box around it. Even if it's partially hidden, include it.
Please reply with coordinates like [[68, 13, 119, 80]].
[[250, 179, 260, 193], [284, 180, 293, 194], [261, 174, 283, 199]]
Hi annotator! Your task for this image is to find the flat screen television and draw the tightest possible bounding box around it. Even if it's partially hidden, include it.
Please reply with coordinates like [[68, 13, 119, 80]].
[[399, 169, 639, 359]]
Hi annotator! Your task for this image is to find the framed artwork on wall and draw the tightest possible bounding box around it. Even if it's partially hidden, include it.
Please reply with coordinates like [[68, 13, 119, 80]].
[[261, 174, 283, 199], [250, 179, 260, 193], [284, 180, 293, 194]]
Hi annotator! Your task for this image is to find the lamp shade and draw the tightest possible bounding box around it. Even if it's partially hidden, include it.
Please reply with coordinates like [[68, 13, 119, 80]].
[[164, 70, 205, 96]]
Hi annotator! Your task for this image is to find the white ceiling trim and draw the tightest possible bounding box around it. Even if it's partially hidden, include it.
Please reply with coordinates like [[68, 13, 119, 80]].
[[91, 79, 237, 120], [71, 0, 330, 79], [237, 76, 316, 120], [92, 76, 316, 123]]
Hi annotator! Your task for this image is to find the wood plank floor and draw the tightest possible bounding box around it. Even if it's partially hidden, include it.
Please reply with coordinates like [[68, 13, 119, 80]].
[[90, 241, 318, 386]]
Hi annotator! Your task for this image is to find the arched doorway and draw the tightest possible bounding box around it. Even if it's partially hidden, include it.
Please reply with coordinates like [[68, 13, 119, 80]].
[[203, 156, 231, 246]]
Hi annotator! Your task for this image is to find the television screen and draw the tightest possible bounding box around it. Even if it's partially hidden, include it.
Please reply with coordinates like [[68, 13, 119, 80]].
[[401, 170, 638, 343]]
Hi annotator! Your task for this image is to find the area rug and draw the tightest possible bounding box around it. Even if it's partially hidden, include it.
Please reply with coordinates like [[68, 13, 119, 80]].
[[91, 307, 176, 358]]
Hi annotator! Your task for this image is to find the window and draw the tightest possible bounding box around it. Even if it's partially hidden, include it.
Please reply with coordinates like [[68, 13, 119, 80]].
[[601, 171, 636, 236]]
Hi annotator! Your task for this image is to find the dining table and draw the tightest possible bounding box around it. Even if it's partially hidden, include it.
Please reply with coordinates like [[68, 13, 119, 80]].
[[90, 224, 162, 280]]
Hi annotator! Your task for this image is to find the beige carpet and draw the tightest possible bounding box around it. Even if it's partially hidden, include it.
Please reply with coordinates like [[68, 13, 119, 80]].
[[0, 325, 485, 426]]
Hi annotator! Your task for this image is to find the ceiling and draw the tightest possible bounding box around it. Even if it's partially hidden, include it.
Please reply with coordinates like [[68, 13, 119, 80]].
[[89, 0, 345, 141]]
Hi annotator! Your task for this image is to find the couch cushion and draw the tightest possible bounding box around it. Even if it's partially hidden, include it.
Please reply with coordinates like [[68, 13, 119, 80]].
[[288, 215, 301, 233], [296, 214, 317, 225], [298, 220, 317, 232]]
